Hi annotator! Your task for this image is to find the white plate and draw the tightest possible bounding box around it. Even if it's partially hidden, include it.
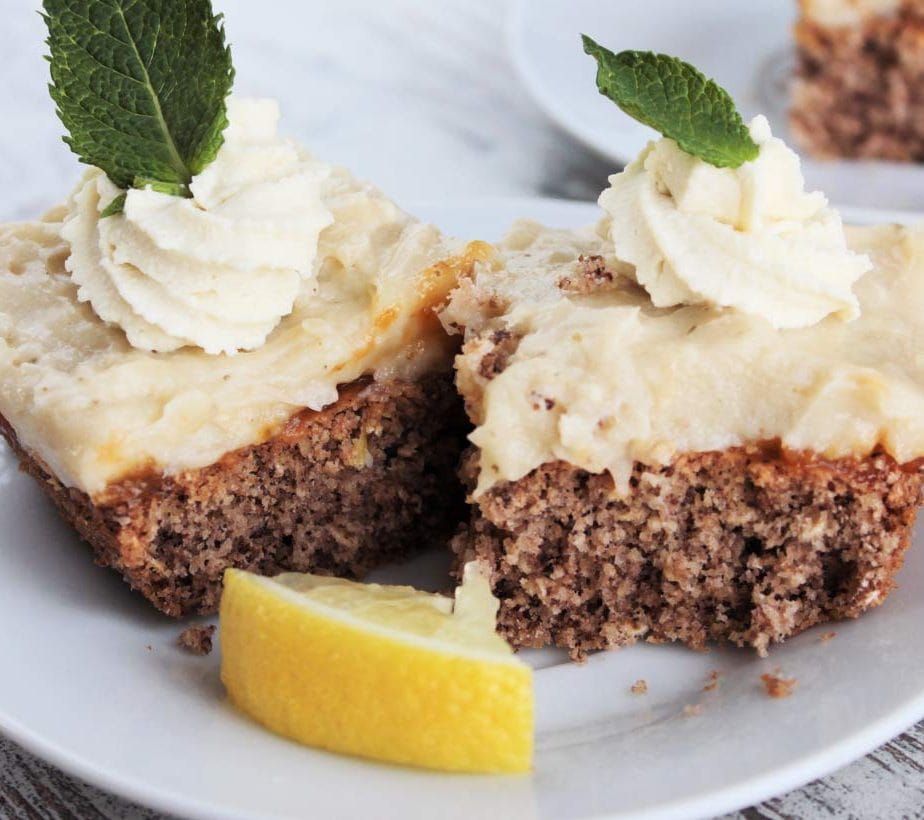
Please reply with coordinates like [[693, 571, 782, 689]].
[[2, 198, 924, 820], [509, 0, 924, 213]]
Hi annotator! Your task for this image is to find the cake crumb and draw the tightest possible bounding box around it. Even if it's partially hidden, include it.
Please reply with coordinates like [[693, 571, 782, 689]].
[[477, 329, 520, 380], [761, 671, 797, 699], [703, 670, 721, 692], [558, 255, 619, 295], [682, 704, 703, 717], [630, 679, 648, 695], [820, 631, 837, 643], [177, 625, 216, 656], [529, 391, 556, 411]]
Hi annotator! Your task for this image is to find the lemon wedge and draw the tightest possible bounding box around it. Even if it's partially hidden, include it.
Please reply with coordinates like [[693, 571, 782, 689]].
[[219, 563, 533, 773]]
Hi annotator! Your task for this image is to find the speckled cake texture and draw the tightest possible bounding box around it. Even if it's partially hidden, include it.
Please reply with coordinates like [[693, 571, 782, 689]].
[[792, 0, 924, 161], [1, 373, 468, 616], [451, 445, 922, 659]]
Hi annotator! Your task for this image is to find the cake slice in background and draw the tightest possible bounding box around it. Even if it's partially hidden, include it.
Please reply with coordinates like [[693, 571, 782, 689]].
[[792, 0, 924, 161]]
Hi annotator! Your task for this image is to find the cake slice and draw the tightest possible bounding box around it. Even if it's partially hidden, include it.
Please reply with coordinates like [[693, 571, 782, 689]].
[[441, 58, 924, 658], [2, 5, 480, 618], [792, 0, 924, 161], [444, 218, 924, 659], [441, 42, 924, 660], [0, 98, 481, 616]]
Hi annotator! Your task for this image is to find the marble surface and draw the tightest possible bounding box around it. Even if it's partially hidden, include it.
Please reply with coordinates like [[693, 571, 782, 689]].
[[1, 1, 923, 818]]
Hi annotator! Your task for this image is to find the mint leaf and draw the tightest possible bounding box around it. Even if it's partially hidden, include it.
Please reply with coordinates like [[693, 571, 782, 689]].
[[44, 0, 235, 197], [581, 36, 759, 169], [100, 192, 126, 218]]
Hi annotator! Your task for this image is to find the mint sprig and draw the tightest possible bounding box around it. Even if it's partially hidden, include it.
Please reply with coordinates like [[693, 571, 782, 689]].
[[582, 36, 759, 169], [44, 0, 235, 215]]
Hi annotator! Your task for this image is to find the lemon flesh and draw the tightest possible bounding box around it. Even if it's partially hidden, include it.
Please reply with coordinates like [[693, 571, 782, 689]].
[[219, 564, 533, 774]]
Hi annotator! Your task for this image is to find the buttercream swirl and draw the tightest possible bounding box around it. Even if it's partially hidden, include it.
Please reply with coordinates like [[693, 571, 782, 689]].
[[599, 116, 871, 329], [62, 98, 334, 355]]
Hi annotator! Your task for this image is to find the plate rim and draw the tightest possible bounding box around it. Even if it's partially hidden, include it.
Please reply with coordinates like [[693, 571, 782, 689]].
[[506, 0, 637, 166]]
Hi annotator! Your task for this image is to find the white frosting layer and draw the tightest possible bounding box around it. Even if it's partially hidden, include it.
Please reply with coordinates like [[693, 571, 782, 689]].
[[62, 98, 335, 355], [599, 117, 872, 329], [0, 180, 473, 495], [442, 220, 924, 497]]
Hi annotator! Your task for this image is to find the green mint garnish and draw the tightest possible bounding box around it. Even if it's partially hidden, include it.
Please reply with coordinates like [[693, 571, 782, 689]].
[[99, 192, 127, 219], [44, 0, 235, 216], [581, 36, 759, 169]]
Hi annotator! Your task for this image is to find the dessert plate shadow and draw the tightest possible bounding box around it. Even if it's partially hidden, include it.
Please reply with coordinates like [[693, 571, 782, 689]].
[[2, 199, 924, 820], [509, 0, 924, 214]]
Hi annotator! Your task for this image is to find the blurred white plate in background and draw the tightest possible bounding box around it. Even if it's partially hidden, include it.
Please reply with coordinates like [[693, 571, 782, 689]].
[[509, 0, 924, 213], [2, 198, 924, 820]]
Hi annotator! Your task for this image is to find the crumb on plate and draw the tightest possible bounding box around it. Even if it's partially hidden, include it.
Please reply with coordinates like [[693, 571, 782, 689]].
[[761, 671, 797, 699], [177, 624, 216, 656], [630, 679, 648, 695]]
